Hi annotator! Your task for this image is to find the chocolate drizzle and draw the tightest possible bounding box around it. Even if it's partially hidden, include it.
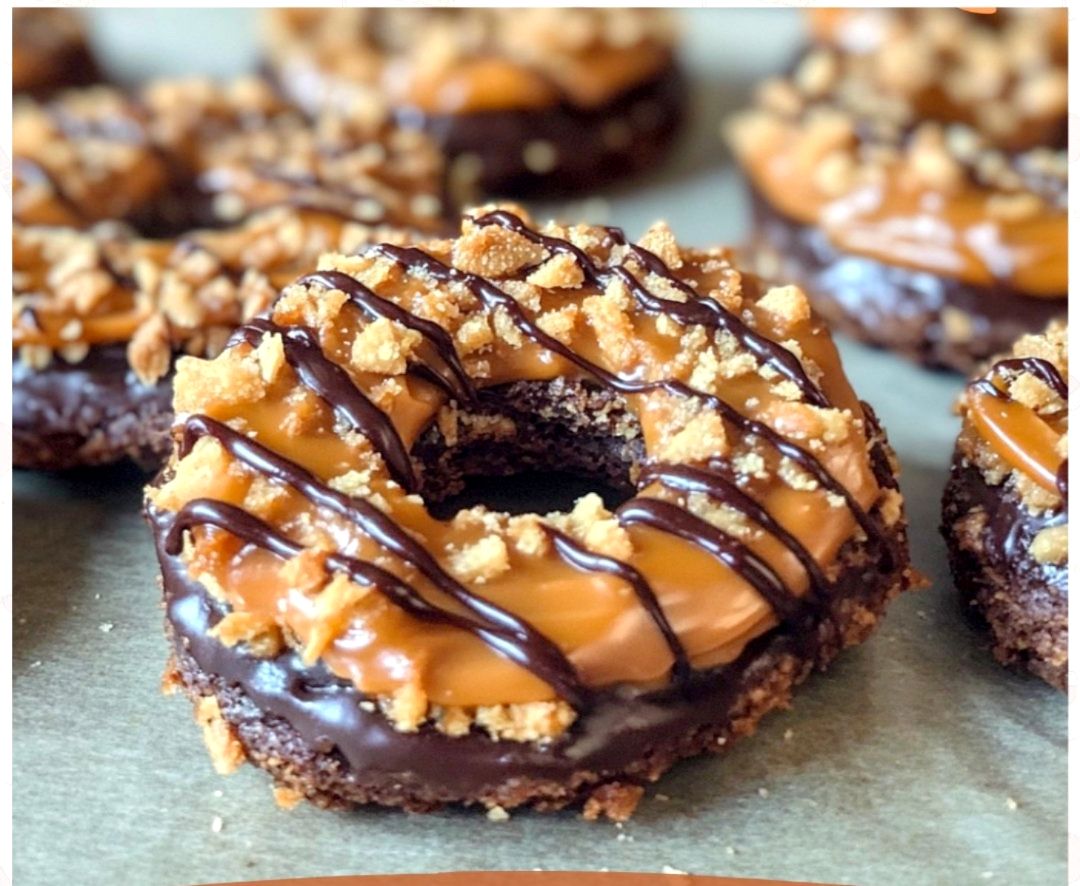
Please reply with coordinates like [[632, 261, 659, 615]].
[[991, 357, 1069, 401], [544, 526, 692, 684], [639, 462, 829, 600], [368, 226, 892, 569], [165, 497, 586, 707], [157, 210, 892, 711], [299, 270, 477, 406], [177, 414, 585, 706], [473, 210, 828, 408], [618, 497, 803, 624], [230, 317, 418, 491]]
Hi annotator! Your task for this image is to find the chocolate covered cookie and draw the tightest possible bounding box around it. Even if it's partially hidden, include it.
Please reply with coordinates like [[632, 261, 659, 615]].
[[147, 206, 916, 819], [727, 9, 1067, 372], [13, 78, 445, 470], [262, 9, 685, 197], [943, 321, 1068, 689]]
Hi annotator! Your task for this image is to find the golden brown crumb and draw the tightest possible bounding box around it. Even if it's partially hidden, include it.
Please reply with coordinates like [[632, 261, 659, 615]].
[[273, 786, 305, 810], [659, 412, 729, 463], [1030, 525, 1067, 565], [450, 535, 512, 584], [583, 783, 645, 822], [209, 611, 284, 658], [128, 314, 173, 385], [195, 696, 247, 775], [350, 317, 423, 375], [757, 285, 811, 331]]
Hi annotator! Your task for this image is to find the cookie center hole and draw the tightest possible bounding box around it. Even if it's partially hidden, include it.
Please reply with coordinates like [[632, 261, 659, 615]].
[[426, 471, 632, 520], [412, 381, 644, 521]]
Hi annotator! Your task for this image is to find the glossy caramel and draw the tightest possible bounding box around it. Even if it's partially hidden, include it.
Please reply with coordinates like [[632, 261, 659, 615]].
[[152, 214, 891, 709], [730, 8, 1067, 299], [267, 9, 676, 115]]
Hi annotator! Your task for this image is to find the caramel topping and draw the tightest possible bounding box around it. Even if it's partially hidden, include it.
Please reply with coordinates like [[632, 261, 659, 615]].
[[264, 9, 677, 115], [969, 387, 1063, 494], [727, 9, 1067, 298], [12, 79, 447, 380], [958, 320, 1068, 515], [150, 207, 897, 729]]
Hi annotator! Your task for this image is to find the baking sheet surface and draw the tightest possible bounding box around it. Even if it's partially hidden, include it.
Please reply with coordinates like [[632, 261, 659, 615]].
[[12, 10, 1066, 886]]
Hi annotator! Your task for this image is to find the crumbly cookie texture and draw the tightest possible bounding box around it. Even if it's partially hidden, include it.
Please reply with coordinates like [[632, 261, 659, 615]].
[[13, 212, 417, 384], [727, 11, 1067, 210], [151, 204, 907, 747], [264, 9, 678, 111], [13, 76, 446, 387], [956, 320, 1068, 525]]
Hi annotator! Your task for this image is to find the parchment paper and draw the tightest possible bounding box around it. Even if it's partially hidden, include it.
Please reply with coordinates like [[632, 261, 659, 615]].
[[12, 10, 1066, 886]]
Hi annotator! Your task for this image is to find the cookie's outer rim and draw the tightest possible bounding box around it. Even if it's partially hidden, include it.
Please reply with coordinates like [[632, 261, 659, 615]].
[[941, 453, 1067, 690]]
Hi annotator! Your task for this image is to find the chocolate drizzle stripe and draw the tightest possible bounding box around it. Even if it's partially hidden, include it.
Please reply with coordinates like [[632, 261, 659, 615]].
[[971, 355, 1069, 504], [179, 415, 586, 707], [229, 317, 418, 492], [367, 237, 890, 568], [299, 269, 477, 405], [617, 498, 804, 624], [639, 462, 830, 600], [472, 209, 828, 408], [544, 527, 692, 684], [992, 357, 1069, 402], [163, 498, 586, 695]]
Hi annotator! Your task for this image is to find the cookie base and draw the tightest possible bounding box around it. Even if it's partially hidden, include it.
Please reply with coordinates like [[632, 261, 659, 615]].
[[942, 457, 1068, 690], [941, 453, 1067, 687], [13, 345, 173, 471], [152, 379, 915, 818]]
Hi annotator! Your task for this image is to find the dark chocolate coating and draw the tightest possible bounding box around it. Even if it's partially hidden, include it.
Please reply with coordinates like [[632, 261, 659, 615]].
[[745, 189, 1066, 374], [273, 63, 686, 198], [150, 377, 907, 805], [942, 459, 1068, 690], [13, 344, 172, 471]]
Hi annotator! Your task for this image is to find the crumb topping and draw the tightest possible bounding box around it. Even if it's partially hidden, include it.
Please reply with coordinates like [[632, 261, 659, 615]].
[[151, 204, 900, 738], [726, 8, 1067, 297], [13, 78, 446, 379], [957, 320, 1067, 558]]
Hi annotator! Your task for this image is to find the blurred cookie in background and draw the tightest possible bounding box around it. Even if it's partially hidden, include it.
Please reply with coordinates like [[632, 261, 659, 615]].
[[727, 8, 1067, 372], [262, 9, 686, 199]]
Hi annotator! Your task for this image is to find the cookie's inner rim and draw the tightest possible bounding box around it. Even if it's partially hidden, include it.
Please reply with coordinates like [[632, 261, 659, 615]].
[[413, 378, 640, 522], [427, 472, 632, 521]]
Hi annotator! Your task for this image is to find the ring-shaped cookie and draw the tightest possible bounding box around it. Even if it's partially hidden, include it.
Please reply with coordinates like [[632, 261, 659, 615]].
[[13, 78, 446, 470], [148, 207, 916, 818], [728, 8, 1067, 372], [262, 8, 685, 197]]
